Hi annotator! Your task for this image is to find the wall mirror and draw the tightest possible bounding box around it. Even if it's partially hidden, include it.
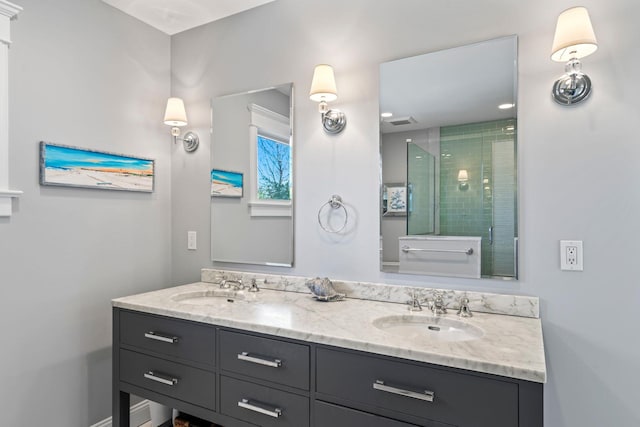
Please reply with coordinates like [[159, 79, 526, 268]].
[[211, 83, 294, 267], [380, 36, 518, 280]]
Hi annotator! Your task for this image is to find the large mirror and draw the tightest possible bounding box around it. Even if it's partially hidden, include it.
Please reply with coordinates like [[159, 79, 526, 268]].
[[211, 83, 294, 267], [380, 36, 518, 279]]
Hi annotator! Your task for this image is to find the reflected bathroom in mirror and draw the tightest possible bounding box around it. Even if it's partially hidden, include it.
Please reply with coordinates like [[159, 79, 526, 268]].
[[380, 36, 518, 279], [211, 83, 294, 267]]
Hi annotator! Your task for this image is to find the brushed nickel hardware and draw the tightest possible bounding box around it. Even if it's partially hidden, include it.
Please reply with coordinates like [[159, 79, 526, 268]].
[[373, 380, 434, 402], [401, 245, 473, 255], [238, 398, 282, 418], [430, 293, 448, 315], [237, 352, 282, 368], [248, 278, 260, 292], [144, 371, 178, 386], [144, 331, 179, 344]]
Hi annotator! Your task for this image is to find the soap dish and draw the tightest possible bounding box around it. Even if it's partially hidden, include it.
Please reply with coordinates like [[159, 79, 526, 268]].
[[306, 277, 346, 302]]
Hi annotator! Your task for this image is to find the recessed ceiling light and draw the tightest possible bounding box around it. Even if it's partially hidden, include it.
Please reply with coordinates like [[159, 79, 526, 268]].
[[498, 103, 515, 109], [406, 139, 412, 142], [381, 112, 393, 118]]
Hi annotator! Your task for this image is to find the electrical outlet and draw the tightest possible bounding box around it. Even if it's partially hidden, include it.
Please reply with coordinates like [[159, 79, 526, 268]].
[[560, 240, 583, 271], [187, 231, 197, 250]]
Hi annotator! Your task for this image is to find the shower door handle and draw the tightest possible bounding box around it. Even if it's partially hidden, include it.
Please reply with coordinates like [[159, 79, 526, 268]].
[[489, 226, 494, 245]]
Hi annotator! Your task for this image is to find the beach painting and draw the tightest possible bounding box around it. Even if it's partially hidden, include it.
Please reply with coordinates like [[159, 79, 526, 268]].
[[40, 142, 154, 192], [211, 169, 243, 198]]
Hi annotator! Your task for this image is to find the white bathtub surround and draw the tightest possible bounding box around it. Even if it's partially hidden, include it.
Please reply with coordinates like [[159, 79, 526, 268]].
[[398, 236, 482, 278], [113, 282, 546, 383], [201, 269, 539, 318]]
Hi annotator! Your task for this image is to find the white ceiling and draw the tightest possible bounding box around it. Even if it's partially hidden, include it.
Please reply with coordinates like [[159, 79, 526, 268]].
[[380, 36, 517, 134], [102, 0, 276, 35]]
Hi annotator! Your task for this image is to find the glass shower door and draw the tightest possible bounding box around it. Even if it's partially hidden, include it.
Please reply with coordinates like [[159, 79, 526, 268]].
[[407, 143, 435, 235]]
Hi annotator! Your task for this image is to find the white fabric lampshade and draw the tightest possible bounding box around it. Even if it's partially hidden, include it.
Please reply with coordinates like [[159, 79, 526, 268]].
[[164, 97, 188, 127], [551, 6, 598, 62], [309, 64, 338, 102], [457, 169, 469, 181]]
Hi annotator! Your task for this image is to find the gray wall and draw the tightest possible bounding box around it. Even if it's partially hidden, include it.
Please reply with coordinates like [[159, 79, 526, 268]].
[[170, 0, 640, 425], [1, 0, 170, 425]]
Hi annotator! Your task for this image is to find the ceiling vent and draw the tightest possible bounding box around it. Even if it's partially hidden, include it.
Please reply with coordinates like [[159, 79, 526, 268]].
[[388, 116, 417, 126]]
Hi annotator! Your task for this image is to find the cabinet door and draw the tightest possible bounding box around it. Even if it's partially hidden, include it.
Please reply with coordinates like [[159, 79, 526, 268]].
[[316, 347, 518, 427], [219, 330, 310, 390], [220, 376, 309, 427], [119, 349, 215, 410], [315, 401, 453, 427], [119, 310, 215, 367]]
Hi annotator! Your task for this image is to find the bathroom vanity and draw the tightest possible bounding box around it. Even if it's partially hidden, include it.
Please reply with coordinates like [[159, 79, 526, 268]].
[[113, 272, 545, 427]]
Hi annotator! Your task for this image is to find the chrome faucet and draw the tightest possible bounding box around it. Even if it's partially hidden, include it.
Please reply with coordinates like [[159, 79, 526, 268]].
[[407, 291, 425, 311], [457, 296, 473, 318], [430, 292, 447, 315], [247, 278, 260, 292], [220, 278, 244, 290]]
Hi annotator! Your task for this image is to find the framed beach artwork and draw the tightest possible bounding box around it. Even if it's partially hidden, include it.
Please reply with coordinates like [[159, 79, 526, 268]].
[[39, 142, 154, 193], [211, 169, 243, 198]]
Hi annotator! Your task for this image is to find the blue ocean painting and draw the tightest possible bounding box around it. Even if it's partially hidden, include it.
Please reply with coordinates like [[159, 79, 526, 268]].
[[40, 142, 154, 192], [44, 144, 152, 173], [211, 169, 243, 197]]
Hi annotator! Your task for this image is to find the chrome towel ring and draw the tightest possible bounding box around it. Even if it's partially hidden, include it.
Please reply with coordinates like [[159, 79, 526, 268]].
[[317, 194, 348, 233]]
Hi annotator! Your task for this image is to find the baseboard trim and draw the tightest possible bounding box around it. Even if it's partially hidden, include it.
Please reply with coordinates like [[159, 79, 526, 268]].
[[90, 399, 150, 427]]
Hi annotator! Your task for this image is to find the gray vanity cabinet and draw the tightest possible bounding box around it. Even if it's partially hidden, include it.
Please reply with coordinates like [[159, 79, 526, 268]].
[[113, 308, 542, 427]]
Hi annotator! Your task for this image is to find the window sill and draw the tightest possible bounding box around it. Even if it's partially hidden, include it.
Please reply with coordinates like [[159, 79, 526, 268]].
[[0, 189, 23, 217], [249, 201, 292, 217]]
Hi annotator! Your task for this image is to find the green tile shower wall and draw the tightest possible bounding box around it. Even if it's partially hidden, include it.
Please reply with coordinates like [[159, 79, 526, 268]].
[[439, 119, 516, 276]]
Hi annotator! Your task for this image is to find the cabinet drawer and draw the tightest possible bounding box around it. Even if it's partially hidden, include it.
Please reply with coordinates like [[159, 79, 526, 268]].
[[119, 310, 215, 366], [315, 401, 442, 427], [119, 349, 215, 410], [219, 330, 310, 390], [220, 376, 309, 427], [316, 348, 517, 427]]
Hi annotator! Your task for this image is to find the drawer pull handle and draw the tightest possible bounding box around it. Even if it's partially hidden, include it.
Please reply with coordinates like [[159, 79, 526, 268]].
[[373, 380, 434, 402], [237, 352, 282, 368], [144, 371, 178, 386], [144, 331, 179, 344], [238, 398, 282, 418]]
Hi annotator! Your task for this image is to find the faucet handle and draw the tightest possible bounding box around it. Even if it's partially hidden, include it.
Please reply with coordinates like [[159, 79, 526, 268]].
[[406, 290, 424, 311], [457, 296, 473, 318], [248, 278, 260, 292]]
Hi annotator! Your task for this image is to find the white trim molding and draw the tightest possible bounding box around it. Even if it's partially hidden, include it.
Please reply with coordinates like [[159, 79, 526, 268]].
[[0, 1, 21, 217], [89, 399, 150, 427]]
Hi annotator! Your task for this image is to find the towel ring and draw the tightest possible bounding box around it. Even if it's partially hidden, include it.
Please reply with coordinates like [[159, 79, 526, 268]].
[[317, 195, 348, 233]]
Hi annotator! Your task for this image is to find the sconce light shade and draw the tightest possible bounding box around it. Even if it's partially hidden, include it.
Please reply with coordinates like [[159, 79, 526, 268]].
[[458, 169, 469, 191], [164, 97, 188, 127], [309, 64, 346, 134], [551, 7, 598, 62], [550, 7, 598, 105], [163, 97, 199, 152], [309, 64, 338, 103]]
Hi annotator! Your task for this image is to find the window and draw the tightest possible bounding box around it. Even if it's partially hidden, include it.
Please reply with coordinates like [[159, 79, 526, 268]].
[[257, 135, 291, 201], [248, 103, 292, 217]]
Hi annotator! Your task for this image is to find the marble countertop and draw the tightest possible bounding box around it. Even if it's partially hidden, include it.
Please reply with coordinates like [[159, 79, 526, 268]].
[[113, 282, 546, 383]]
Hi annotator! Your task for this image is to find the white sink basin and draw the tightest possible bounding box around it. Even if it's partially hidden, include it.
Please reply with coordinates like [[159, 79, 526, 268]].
[[171, 289, 247, 305], [372, 314, 484, 342]]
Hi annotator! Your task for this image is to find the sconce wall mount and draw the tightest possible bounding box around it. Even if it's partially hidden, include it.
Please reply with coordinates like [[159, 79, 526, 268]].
[[550, 6, 598, 106], [164, 97, 199, 152], [309, 64, 347, 134]]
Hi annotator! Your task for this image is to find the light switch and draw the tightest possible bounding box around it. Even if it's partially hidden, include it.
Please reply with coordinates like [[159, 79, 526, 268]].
[[187, 231, 197, 250]]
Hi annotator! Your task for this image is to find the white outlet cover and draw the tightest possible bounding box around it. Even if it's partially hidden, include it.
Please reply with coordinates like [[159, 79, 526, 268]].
[[560, 240, 583, 271]]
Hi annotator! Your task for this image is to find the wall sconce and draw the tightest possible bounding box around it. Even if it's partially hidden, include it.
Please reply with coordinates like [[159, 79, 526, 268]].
[[458, 169, 469, 191], [164, 97, 199, 152], [551, 6, 598, 105], [309, 64, 347, 134]]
